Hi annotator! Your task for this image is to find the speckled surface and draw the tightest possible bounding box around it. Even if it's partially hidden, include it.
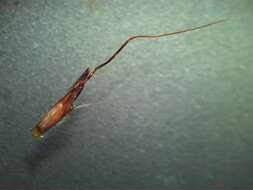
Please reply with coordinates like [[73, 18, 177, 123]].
[[0, 0, 253, 189]]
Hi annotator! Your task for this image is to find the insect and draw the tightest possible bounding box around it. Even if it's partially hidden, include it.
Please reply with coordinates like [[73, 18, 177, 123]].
[[32, 19, 227, 139]]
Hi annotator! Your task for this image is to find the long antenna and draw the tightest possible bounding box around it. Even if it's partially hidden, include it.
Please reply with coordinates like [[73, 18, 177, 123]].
[[89, 19, 228, 78]]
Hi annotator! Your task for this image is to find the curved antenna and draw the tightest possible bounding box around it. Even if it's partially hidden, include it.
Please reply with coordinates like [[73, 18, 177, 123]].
[[89, 19, 228, 78]]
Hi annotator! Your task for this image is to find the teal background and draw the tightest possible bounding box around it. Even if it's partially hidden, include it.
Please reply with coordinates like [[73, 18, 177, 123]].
[[0, 0, 253, 189]]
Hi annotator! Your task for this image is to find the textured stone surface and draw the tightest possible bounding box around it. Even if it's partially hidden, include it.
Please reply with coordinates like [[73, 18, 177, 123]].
[[0, 0, 253, 188]]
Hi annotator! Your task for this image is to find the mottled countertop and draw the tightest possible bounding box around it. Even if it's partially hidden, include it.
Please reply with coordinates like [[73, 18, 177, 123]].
[[0, 0, 253, 189]]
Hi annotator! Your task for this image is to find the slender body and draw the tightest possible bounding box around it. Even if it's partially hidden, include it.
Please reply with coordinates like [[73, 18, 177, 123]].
[[32, 19, 227, 139], [32, 68, 91, 138]]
